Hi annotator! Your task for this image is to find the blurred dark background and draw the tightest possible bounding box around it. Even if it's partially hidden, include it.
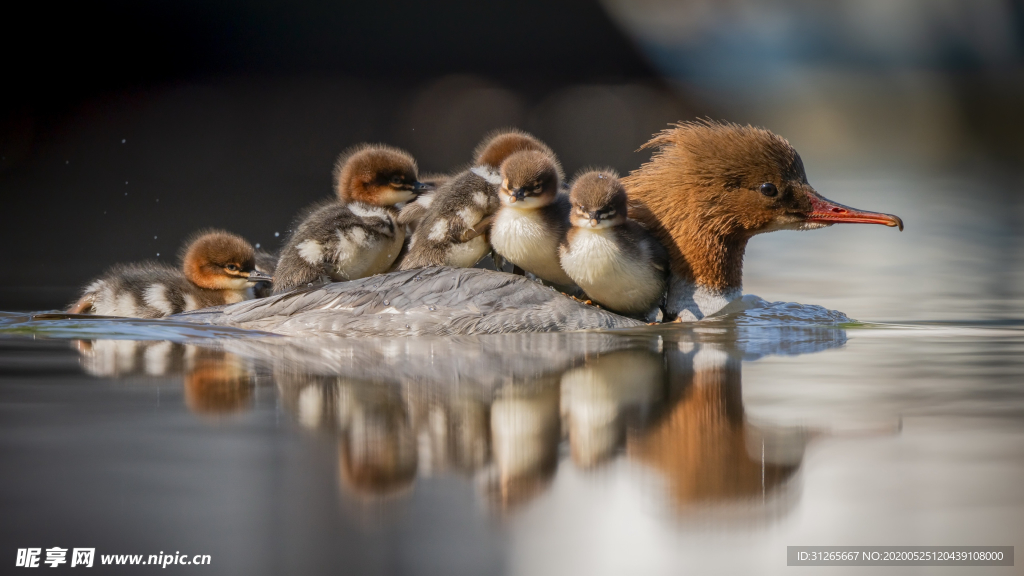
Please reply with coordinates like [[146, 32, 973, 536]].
[[2, 0, 1023, 310]]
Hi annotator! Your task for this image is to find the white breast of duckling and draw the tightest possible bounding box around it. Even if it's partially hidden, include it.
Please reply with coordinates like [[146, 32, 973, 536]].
[[492, 207, 573, 285], [559, 227, 664, 314], [425, 201, 493, 268], [327, 204, 405, 280], [221, 286, 255, 305], [446, 234, 490, 268]]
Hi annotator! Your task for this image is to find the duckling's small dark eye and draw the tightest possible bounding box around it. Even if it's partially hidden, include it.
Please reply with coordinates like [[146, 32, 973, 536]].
[[759, 182, 778, 197], [226, 264, 239, 272], [390, 175, 403, 185]]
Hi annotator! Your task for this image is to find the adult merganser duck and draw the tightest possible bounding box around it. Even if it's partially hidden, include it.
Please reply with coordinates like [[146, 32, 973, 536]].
[[558, 169, 668, 316], [175, 121, 901, 335], [623, 120, 902, 320], [69, 230, 271, 318], [399, 129, 555, 270], [273, 144, 432, 293], [489, 150, 575, 286]]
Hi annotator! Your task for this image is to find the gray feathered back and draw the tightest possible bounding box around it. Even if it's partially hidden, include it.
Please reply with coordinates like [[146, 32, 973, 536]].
[[176, 267, 642, 336]]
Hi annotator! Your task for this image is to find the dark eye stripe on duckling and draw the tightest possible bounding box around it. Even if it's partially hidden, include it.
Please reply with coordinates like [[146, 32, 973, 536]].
[[576, 206, 616, 216], [509, 182, 543, 196], [385, 173, 415, 188]]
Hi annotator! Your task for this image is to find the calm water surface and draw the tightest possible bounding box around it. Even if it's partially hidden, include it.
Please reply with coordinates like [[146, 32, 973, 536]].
[[1, 170, 1022, 575]]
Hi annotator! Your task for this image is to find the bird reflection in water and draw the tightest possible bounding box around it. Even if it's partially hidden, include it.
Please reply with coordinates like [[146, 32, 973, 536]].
[[483, 376, 562, 509], [561, 349, 667, 468], [277, 374, 419, 499], [225, 324, 846, 514], [184, 349, 254, 414], [74, 339, 256, 415], [630, 344, 802, 508], [70, 320, 852, 515]]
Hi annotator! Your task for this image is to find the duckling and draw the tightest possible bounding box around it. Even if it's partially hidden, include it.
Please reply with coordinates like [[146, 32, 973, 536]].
[[273, 144, 431, 293], [398, 172, 500, 269], [399, 129, 555, 270], [396, 173, 451, 234], [489, 150, 575, 286], [558, 170, 668, 316], [391, 173, 451, 270], [471, 128, 557, 184], [68, 230, 271, 318]]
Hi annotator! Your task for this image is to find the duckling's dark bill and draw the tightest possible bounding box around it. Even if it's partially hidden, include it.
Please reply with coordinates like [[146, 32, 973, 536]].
[[804, 192, 904, 231], [247, 270, 273, 282]]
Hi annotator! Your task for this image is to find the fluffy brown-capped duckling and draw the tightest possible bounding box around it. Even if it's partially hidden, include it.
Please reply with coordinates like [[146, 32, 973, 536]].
[[68, 230, 271, 318], [558, 170, 668, 316], [489, 149, 574, 286], [273, 144, 432, 293], [399, 129, 555, 270], [624, 120, 903, 321]]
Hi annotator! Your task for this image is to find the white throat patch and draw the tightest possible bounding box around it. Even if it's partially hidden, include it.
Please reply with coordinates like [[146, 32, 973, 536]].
[[665, 273, 742, 322]]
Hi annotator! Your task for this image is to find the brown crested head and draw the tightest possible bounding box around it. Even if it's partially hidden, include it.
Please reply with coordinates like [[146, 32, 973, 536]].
[[473, 129, 556, 171], [498, 150, 562, 209], [181, 230, 263, 290], [568, 169, 628, 229], [623, 120, 903, 289], [333, 144, 430, 207]]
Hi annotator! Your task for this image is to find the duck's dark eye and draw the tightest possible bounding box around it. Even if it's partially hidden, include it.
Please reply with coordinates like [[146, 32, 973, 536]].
[[226, 264, 239, 272], [390, 175, 403, 185], [759, 182, 778, 197]]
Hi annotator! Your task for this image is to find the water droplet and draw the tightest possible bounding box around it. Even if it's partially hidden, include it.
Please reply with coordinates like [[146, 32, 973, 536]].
[[156, 253, 160, 257], [65, 160, 69, 165], [153, 235, 157, 239], [274, 232, 280, 237], [428, 306, 435, 311], [307, 283, 314, 287], [125, 181, 128, 185], [383, 300, 390, 306], [121, 139, 126, 143], [255, 243, 261, 249], [155, 199, 159, 202]]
